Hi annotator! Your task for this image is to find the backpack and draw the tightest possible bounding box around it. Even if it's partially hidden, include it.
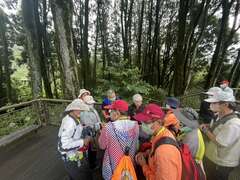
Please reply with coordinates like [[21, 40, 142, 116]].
[[152, 136, 206, 180], [110, 123, 137, 180]]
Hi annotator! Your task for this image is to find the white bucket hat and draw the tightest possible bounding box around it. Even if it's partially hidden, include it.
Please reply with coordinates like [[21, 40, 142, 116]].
[[65, 99, 90, 112], [83, 95, 96, 105], [204, 90, 236, 103], [78, 89, 91, 98], [204, 87, 222, 96]]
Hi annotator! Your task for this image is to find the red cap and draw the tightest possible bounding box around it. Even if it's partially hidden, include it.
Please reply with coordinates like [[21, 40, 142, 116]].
[[108, 100, 129, 112], [221, 80, 229, 84], [133, 103, 165, 122]]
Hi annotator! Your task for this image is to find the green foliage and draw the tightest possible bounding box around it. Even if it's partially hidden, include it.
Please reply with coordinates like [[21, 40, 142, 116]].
[[11, 63, 31, 101], [94, 60, 166, 104], [0, 106, 38, 137]]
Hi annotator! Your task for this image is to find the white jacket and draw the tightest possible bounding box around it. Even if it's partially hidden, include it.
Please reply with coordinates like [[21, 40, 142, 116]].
[[58, 115, 84, 155]]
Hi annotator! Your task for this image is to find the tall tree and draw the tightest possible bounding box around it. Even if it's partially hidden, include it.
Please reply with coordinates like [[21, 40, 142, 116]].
[[120, 0, 134, 65], [40, 0, 54, 98], [136, 0, 145, 68], [173, 0, 190, 96], [0, 8, 12, 102], [51, 0, 79, 99], [173, 0, 210, 95], [22, 0, 42, 98], [82, 0, 90, 88], [205, 0, 236, 89]]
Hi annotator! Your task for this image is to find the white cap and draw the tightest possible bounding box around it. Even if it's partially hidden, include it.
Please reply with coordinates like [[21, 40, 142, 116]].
[[204, 90, 236, 103], [83, 95, 96, 104], [133, 94, 143, 102], [204, 87, 222, 96], [65, 99, 90, 112], [78, 89, 91, 98]]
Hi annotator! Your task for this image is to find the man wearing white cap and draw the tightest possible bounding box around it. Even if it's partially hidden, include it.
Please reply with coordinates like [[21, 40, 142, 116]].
[[200, 90, 240, 180], [58, 99, 93, 180], [199, 87, 222, 123]]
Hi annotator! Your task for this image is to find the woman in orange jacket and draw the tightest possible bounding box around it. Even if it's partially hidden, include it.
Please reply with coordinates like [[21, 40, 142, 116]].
[[134, 104, 182, 180]]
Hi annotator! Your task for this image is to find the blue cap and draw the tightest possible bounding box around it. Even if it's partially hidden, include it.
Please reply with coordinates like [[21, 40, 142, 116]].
[[166, 97, 180, 109]]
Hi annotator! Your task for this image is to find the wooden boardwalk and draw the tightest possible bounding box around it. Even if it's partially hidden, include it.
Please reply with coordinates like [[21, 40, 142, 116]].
[[0, 126, 67, 180]]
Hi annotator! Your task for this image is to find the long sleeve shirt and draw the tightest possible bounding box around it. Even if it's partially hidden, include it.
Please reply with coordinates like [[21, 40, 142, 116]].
[[141, 127, 182, 180]]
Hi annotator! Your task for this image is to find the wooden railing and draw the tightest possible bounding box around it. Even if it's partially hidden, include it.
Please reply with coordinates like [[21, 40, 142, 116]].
[[0, 99, 72, 138]]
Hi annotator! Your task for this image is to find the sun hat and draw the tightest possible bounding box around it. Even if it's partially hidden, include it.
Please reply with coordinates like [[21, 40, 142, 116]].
[[65, 99, 90, 112], [78, 89, 91, 98], [204, 90, 235, 103], [204, 87, 222, 96]]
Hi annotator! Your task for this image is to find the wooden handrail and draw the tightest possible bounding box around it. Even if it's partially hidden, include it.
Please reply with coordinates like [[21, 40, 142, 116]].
[[0, 100, 37, 112]]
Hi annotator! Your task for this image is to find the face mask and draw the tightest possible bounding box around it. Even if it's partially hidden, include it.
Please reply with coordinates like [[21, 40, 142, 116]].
[[109, 97, 116, 101], [141, 123, 154, 135], [210, 103, 220, 112], [166, 104, 171, 109], [110, 110, 118, 120], [220, 84, 227, 89]]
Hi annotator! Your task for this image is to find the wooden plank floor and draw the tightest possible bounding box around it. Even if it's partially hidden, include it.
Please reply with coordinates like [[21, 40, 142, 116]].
[[0, 126, 67, 180]]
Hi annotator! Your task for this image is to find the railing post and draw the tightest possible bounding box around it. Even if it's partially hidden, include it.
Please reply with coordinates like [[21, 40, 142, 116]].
[[33, 99, 49, 126]]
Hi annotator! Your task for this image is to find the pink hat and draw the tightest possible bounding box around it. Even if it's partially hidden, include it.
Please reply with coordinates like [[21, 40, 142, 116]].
[[133, 103, 165, 122], [108, 100, 129, 112]]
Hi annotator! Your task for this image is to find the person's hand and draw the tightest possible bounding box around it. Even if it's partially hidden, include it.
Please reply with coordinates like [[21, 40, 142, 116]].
[[135, 153, 147, 166], [83, 136, 92, 146], [144, 149, 151, 157], [101, 122, 106, 128], [199, 124, 209, 134]]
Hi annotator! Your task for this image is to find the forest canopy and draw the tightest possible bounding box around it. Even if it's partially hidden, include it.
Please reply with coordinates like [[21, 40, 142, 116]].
[[0, 0, 239, 106]]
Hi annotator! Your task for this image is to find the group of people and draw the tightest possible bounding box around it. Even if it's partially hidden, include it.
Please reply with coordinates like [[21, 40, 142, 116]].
[[57, 80, 240, 180]]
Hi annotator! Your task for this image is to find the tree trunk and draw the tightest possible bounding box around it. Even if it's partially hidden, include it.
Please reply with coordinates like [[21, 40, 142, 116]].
[[150, 0, 162, 84], [82, 0, 90, 88], [173, 0, 190, 96], [22, 0, 42, 98], [51, 0, 79, 99], [229, 50, 240, 88], [0, 48, 5, 105], [0, 9, 12, 102], [142, 0, 153, 77], [36, 0, 53, 98], [214, 0, 240, 85], [127, 0, 134, 66], [93, 0, 100, 87], [204, 0, 233, 89], [41, 0, 54, 98], [136, 0, 145, 68]]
